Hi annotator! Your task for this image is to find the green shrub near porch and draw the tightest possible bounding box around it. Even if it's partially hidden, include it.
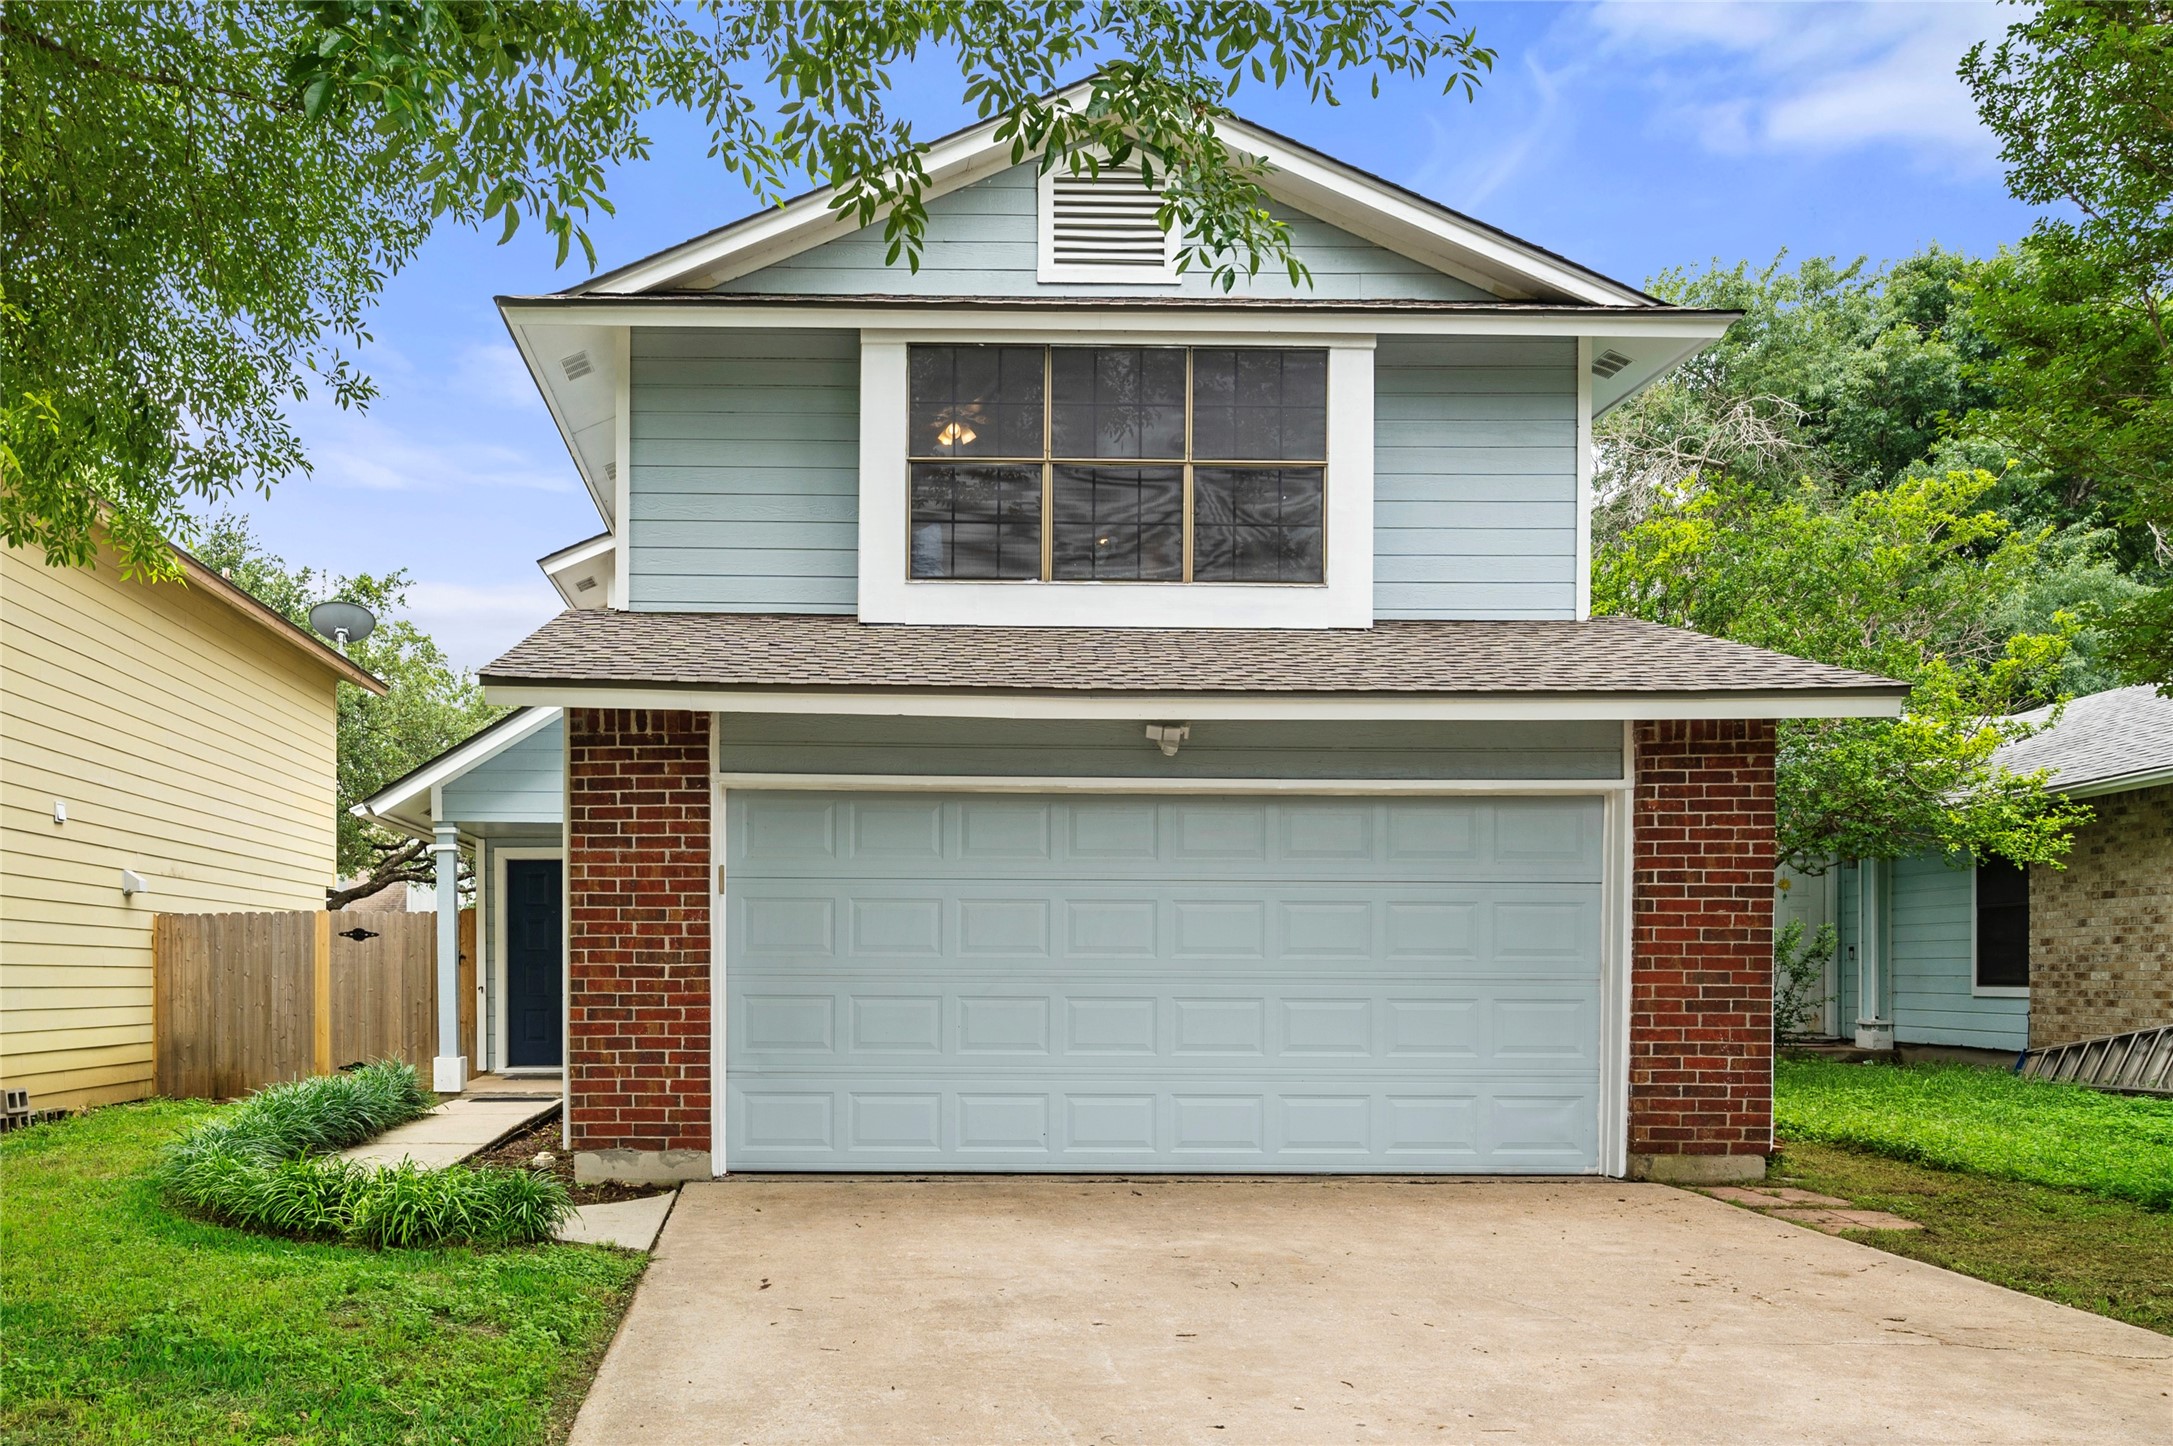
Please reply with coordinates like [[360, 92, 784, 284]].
[[1775, 1058, 2173, 1210], [159, 1061, 571, 1247]]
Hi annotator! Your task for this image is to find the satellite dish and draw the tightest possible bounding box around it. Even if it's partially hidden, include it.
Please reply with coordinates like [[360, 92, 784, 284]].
[[308, 601, 377, 654]]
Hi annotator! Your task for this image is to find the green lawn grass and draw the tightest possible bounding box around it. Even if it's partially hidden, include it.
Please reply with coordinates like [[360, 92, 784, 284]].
[[1, 1100, 646, 1445], [1771, 1140, 2173, 1336], [1774, 1057, 2173, 1209]]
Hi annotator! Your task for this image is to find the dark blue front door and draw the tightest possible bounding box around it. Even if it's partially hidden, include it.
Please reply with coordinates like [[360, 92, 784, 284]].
[[505, 858, 563, 1068]]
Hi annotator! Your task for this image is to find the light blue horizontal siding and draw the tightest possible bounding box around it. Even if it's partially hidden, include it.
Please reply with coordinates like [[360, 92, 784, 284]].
[[627, 328, 859, 613], [717, 715, 1621, 781], [440, 718, 564, 826], [1372, 337, 1579, 620], [1836, 854, 2029, 1052], [713, 164, 1492, 301]]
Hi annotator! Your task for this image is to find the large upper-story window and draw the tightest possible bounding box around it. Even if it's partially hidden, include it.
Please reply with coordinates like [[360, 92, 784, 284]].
[[908, 345, 1328, 585]]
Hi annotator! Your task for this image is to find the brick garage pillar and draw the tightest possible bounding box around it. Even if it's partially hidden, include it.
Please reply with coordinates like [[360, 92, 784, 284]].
[[1629, 719, 1776, 1184], [566, 707, 712, 1183]]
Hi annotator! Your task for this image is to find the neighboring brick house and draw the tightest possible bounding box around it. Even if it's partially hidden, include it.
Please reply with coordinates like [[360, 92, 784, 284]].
[[1834, 685, 2173, 1056], [377, 97, 1908, 1184]]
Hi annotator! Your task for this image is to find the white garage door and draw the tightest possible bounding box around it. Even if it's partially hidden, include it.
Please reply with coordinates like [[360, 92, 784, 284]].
[[723, 792, 1605, 1172]]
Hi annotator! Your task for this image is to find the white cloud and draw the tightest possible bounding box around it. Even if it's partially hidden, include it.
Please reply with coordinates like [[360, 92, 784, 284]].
[[1587, 0, 2007, 165], [402, 577, 565, 673], [1415, 52, 1572, 208], [451, 341, 547, 411], [291, 402, 573, 496]]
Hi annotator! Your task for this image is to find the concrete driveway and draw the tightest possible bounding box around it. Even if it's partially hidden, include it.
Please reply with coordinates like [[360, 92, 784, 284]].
[[571, 1177, 2171, 1445]]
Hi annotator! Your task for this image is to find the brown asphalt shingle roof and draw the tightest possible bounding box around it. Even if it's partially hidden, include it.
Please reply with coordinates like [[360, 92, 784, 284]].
[[480, 612, 1905, 699]]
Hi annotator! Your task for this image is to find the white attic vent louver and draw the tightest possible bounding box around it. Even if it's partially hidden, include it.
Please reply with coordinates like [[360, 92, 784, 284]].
[[1039, 165, 1177, 284], [560, 350, 594, 381], [603, 460, 617, 482], [1590, 348, 1633, 379]]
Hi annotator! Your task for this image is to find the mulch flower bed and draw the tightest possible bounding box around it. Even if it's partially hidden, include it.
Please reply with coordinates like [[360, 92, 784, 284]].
[[471, 1112, 674, 1207]]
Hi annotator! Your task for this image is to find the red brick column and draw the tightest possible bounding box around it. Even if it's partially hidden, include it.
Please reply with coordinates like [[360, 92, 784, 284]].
[[566, 707, 712, 1180], [1629, 718, 1776, 1183]]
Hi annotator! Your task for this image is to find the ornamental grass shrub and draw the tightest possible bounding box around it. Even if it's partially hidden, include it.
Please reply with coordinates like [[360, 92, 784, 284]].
[[160, 1061, 571, 1246]]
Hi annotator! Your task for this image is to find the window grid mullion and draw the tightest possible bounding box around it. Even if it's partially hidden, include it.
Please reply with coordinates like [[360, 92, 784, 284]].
[[1041, 346, 1054, 582], [1183, 348, 1195, 584]]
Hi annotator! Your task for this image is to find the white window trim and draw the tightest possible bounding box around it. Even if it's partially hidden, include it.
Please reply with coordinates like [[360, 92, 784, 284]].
[[1970, 861, 2031, 998], [856, 333, 1375, 628], [492, 845, 566, 1073], [1035, 162, 1180, 285]]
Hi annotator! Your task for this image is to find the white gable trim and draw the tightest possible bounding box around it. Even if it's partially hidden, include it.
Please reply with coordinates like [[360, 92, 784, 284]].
[[354, 706, 564, 836], [570, 102, 1645, 307]]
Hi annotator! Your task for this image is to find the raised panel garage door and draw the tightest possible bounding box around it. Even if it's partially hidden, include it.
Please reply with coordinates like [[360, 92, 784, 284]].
[[723, 793, 1605, 1173]]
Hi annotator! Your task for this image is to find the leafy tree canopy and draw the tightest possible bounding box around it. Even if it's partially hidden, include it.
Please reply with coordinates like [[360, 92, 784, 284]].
[[1596, 251, 2005, 527], [190, 513, 505, 904], [1963, 0, 2173, 682], [1595, 472, 2096, 872], [1, 1, 1492, 578]]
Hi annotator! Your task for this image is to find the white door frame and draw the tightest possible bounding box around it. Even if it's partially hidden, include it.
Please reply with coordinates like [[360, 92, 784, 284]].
[[708, 715, 1636, 1178], [494, 845, 566, 1075]]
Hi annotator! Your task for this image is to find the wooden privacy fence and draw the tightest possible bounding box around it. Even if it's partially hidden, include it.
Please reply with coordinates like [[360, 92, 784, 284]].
[[154, 908, 474, 1100]]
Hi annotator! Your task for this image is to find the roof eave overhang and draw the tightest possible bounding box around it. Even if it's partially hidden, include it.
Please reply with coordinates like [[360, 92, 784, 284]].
[[352, 705, 562, 833], [499, 293, 1735, 339], [479, 681, 1906, 722], [2055, 764, 2173, 800]]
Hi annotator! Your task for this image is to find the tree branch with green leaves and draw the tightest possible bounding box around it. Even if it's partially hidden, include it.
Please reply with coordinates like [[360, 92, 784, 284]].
[[1595, 470, 2095, 872], [2, 1, 1491, 580]]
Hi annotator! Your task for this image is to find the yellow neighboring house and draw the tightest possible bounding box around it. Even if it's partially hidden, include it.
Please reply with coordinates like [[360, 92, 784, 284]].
[[0, 540, 384, 1112]]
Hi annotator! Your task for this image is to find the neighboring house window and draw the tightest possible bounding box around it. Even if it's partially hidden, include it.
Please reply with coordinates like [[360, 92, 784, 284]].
[[907, 344, 1327, 585], [1975, 857, 2030, 991]]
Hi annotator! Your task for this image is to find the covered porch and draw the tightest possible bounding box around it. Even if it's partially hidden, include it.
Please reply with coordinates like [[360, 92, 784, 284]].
[[354, 707, 566, 1091]]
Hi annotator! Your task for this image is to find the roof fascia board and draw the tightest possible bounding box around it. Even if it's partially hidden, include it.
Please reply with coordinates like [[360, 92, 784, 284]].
[[169, 549, 386, 694], [1212, 116, 1644, 307], [481, 684, 1904, 722], [497, 298, 1732, 341], [571, 101, 1649, 306], [354, 705, 563, 826], [580, 119, 1031, 296], [539, 532, 614, 570], [2060, 763, 2173, 799]]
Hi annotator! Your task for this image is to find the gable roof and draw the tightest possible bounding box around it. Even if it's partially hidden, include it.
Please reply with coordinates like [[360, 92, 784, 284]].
[[498, 89, 1736, 526], [352, 705, 561, 836], [1998, 686, 2173, 797], [570, 95, 1653, 307]]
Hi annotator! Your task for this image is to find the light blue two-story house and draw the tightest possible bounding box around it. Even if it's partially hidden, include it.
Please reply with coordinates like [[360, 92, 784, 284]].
[[367, 102, 1905, 1185]]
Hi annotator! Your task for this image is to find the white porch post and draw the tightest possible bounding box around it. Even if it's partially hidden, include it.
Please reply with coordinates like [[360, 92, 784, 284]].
[[432, 821, 468, 1092], [1854, 859, 1894, 1050]]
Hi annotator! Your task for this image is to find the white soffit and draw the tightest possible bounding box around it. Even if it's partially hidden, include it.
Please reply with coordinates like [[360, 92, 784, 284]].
[[503, 319, 620, 523], [540, 533, 615, 610]]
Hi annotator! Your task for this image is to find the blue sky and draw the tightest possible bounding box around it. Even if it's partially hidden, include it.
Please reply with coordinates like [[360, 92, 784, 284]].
[[230, 0, 2040, 671]]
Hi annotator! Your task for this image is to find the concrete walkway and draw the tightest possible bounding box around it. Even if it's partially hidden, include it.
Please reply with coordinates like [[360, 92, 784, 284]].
[[571, 1177, 2172, 1445], [337, 1096, 557, 1170]]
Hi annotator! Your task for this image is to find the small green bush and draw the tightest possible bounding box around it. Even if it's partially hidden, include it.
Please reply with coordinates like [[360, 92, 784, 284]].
[[160, 1061, 571, 1247], [1776, 1058, 2173, 1209]]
